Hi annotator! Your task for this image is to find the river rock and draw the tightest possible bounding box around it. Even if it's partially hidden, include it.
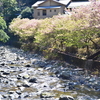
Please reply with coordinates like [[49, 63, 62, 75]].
[[23, 74, 30, 79], [0, 94, 3, 99], [59, 71, 72, 79], [32, 59, 47, 67], [22, 80, 31, 87], [77, 95, 93, 100], [18, 72, 30, 79], [59, 95, 74, 100], [3, 72, 10, 75], [19, 87, 25, 91], [0, 63, 5, 66], [16, 90, 22, 95], [40, 92, 55, 98], [20, 92, 29, 98], [93, 84, 100, 91], [25, 64, 31, 67], [9, 92, 19, 99], [29, 78, 37, 83]]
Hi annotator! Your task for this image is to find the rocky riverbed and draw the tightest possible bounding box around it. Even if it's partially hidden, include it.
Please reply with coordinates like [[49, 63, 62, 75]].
[[0, 44, 100, 100]]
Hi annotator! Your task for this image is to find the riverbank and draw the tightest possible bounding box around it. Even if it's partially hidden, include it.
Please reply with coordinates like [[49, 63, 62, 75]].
[[0, 44, 100, 100]]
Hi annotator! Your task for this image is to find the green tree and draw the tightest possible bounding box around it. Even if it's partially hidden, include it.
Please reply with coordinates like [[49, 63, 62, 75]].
[[0, 17, 9, 42], [0, 0, 19, 23], [20, 7, 33, 19], [16, 0, 38, 7]]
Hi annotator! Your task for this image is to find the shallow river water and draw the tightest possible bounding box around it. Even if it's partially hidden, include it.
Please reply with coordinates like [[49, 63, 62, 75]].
[[0, 44, 100, 100]]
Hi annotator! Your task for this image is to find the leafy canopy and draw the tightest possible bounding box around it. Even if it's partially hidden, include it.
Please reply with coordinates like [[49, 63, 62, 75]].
[[0, 16, 9, 42], [0, 0, 19, 23], [20, 7, 33, 19]]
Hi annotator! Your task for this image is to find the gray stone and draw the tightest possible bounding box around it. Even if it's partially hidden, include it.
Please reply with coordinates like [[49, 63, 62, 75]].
[[9, 92, 19, 99], [8, 91, 15, 94], [60, 71, 72, 79], [16, 90, 22, 95], [40, 92, 55, 98], [25, 64, 31, 67], [59, 95, 74, 100], [77, 96, 93, 100], [20, 92, 29, 98], [29, 78, 37, 83], [3, 72, 10, 75], [18, 73, 30, 79], [0, 94, 3, 99]]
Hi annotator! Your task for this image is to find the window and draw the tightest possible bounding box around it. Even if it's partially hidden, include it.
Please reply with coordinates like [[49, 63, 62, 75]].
[[43, 10, 46, 16], [54, 9, 56, 12], [50, 10, 52, 12]]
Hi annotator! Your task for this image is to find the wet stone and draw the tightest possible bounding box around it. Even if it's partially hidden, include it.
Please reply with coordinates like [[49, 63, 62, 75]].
[[25, 64, 31, 67], [9, 92, 19, 99], [3, 72, 10, 75], [16, 90, 22, 95], [59, 95, 74, 100], [20, 92, 29, 98], [29, 78, 37, 83], [8, 91, 15, 94], [40, 92, 55, 98], [23, 75, 30, 79], [19, 87, 25, 91], [0, 94, 3, 99], [59, 71, 72, 79], [77, 95, 93, 100], [0, 63, 5, 66], [18, 72, 29, 79], [22, 84, 30, 87]]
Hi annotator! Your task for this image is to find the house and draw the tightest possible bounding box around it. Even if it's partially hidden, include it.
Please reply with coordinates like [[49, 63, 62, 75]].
[[32, 0, 90, 19], [32, 0, 71, 19]]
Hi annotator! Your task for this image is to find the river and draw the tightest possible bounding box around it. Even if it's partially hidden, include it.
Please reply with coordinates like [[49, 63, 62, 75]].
[[0, 44, 100, 100]]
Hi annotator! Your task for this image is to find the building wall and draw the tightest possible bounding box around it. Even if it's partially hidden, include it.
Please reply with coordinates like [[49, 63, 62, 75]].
[[36, 8, 62, 19], [33, 7, 38, 19]]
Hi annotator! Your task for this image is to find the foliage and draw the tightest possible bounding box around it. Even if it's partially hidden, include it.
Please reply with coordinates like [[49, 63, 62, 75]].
[[16, 0, 38, 7], [9, 1, 100, 58], [20, 7, 33, 19], [0, 17, 9, 42], [0, 0, 19, 23], [9, 18, 40, 37]]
